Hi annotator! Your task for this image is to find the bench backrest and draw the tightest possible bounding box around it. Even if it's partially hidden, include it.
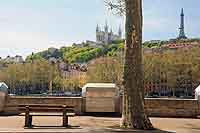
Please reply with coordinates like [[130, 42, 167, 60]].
[[18, 104, 74, 113]]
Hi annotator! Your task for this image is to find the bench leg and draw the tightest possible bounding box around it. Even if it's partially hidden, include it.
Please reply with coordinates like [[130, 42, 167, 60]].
[[24, 106, 32, 128], [63, 115, 68, 127], [25, 115, 32, 128], [63, 106, 69, 127]]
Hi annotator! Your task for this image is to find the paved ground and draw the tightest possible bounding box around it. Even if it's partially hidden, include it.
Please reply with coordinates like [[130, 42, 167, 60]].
[[0, 115, 200, 132]]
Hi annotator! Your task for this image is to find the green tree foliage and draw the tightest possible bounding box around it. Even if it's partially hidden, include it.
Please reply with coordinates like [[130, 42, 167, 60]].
[[26, 41, 124, 63], [142, 42, 161, 48], [1, 47, 200, 95], [87, 47, 200, 97], [63, 47, 104, 63], [0, 59, 61, 95], [87, 56, 123, 84], [106, 43, 124, 56], [26, 48, 61, 62]]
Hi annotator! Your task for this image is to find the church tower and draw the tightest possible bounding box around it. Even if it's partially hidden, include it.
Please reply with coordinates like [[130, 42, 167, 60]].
[[104, 20, 109, 44], [96, 24, 101, 43], [104, 20, 108, 33], [118, 25, 122, 38], [178, 8, 187, 39], [96, 24, 99, 32]]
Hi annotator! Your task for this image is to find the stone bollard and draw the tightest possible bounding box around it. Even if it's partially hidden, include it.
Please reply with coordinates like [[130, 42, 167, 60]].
[[195, 85, 200, 101], [0, 82, 8, 113], [195, 86, 200, 116], [195, 92, 200, 102], [197, 95, 200, 102]]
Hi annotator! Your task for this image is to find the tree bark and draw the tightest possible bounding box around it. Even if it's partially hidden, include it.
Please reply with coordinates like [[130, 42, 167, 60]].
[[121, 0, 153, 129]]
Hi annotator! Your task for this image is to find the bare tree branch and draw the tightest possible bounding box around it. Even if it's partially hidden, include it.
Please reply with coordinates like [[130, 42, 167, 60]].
[[104, 0, 125, 16]]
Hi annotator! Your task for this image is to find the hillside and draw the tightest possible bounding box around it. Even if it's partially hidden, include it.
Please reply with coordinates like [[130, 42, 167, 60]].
[[26, 38, 200, 63], [26, 41, 124, 63]]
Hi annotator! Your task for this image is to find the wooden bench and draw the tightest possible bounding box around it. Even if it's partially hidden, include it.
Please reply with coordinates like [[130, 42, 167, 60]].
[[18, 104, 75, 128]]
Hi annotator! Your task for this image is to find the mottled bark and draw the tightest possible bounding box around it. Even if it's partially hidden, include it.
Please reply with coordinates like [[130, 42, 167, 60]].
[[121, 0, 153, 129]]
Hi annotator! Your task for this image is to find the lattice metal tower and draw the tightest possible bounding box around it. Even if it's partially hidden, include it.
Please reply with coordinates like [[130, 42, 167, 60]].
[[177, 8, 187, 39]]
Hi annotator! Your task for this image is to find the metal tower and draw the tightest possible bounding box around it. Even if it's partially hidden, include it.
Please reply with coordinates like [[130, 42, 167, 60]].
[[178, 8, 187, 39]]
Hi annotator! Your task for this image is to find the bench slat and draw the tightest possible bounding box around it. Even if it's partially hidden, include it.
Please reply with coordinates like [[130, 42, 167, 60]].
[[20, 113, 75, 116], [18, 104, 74, 108], [19, 107, 74, 112], [17, 104, 74, 113]]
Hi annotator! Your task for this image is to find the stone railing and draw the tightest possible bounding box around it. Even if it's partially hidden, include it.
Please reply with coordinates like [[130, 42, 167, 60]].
[[2, 96, 200, 117], [145, 98, 200, 117], [4, 96, 83, 114]]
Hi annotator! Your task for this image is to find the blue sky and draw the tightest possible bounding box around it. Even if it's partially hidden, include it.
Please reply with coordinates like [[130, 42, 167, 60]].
[[0, 0, 199, 58]]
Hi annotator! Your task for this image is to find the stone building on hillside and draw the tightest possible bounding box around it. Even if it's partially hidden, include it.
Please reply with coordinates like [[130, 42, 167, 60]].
[[72, 21, 123, 47], [161, 41, 200, 51], [58, 62, 87, 86], [96, 21, 122, 44], [144, 63, 193, 98], [2, 55, 24, 64]]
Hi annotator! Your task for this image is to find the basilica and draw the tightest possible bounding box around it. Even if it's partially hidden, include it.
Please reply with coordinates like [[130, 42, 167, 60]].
[[96, 21, 122, 44]]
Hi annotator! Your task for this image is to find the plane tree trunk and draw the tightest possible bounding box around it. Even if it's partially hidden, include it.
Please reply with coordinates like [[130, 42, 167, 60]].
[[121, 0, 153, 129]]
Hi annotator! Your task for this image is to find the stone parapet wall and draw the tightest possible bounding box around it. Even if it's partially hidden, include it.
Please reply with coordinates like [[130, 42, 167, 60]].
[[3, 96, 200, 117], [144, 98, 199, 117], [5, 96, 82, 114]]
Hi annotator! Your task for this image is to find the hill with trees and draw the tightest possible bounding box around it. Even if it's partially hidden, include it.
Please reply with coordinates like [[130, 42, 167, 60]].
[[25, 38, 200, 63], [26, 40, 124, 63]]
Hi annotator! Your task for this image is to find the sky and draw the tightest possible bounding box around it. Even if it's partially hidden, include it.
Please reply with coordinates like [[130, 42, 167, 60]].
[[0, 0, 199, 58]]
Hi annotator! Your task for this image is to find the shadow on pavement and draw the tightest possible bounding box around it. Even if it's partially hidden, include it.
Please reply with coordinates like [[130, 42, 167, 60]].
[[88, 128, 176, 133], [24, 125, 81, 130], [0, 112, 19, 116], [82, 112, 121, 118]]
